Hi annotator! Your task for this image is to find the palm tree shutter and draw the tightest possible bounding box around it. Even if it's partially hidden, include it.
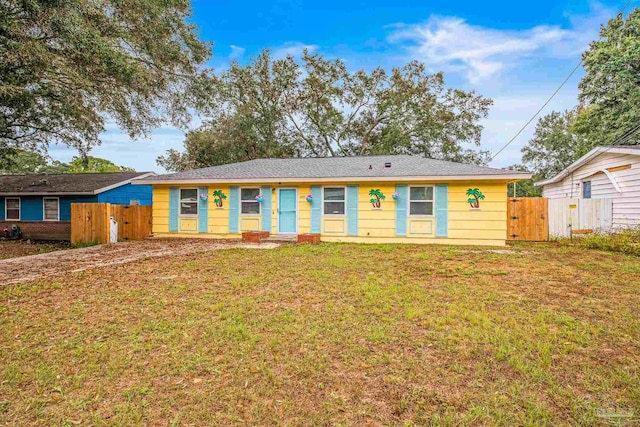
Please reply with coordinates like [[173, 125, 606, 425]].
[[395, 184, 408, 236], [347, 185, 358, 236], [228, 186, 239, 233], [435, 184, 448, 237], [169, 187, 179, 233]]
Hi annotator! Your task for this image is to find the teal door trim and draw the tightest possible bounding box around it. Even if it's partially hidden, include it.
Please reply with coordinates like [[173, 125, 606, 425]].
[[277, 187, 298, 234]]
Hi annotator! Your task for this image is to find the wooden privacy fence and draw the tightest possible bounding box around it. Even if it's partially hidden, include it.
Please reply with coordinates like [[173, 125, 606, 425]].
[[71, 203, 152, 245], [110, 204, 153, 241], [507, 197, 549, 241]]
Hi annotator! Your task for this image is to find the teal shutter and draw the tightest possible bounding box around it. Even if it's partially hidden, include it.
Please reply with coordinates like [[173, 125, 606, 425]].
[[228, 186, 239, 233], [310, 185, 321, 233], [198, 186, 208, 233], [395, 184, 408, 236], [435, 184, 448, 237], [261, 186, 272, 232], [347, 185, 358, 236], [169, 187, 179, 233]]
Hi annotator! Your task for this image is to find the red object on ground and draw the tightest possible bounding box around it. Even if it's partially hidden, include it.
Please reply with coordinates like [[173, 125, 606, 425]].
[[297, 233, 321, 244]]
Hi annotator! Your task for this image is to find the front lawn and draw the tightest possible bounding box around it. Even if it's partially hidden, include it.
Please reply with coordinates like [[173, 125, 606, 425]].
[[0, 243, 638, 425]]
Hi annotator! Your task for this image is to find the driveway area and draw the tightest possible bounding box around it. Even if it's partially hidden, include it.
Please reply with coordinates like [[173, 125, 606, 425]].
[[0, 238, 278, 285]]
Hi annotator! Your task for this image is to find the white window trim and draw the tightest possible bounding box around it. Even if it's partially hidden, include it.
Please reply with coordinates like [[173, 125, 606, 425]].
[[408, 185, 435, 217], [239, 187, 261, 216], [5, 197, 20, 221], [42, 197, 60, 222], [179, 188, 199, 217], [322, 186, 347, 216]]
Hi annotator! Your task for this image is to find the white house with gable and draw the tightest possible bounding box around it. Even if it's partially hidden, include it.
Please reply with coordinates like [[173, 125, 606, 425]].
[[536, 146, 640, 236]]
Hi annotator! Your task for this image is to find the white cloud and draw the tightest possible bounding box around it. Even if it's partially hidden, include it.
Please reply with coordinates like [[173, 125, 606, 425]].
[[271, 41, 319, 59], [387, 18, 570, 83], [229, 45, 245, 61], [386, 3, 615, 83]]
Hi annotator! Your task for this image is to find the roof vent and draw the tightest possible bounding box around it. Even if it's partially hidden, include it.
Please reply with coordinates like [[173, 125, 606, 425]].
[[369, 164, 373, 170], [384, 162, 391, 168]]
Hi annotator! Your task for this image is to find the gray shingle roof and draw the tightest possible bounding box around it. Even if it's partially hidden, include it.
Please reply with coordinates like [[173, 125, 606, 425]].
[[0, 172, 153, 195], [146, 155, 528, 182]]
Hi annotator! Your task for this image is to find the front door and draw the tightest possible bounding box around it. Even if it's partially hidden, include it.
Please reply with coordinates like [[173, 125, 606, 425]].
[[278, 188, 298, 234]]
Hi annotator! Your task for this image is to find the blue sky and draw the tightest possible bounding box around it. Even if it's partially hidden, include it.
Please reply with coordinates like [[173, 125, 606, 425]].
[[49, 0, 630, 171]]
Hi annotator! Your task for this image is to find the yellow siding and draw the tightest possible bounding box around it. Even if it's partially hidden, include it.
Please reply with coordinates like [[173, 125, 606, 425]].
[[150, 180, 509, 245], [447, 182, 507, 241], [209, 185, 229, 234], [358, 184, 397, 237], [152, 186, 169, 233]]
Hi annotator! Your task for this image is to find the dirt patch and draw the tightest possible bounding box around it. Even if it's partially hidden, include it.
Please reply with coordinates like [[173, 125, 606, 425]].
[[0, 240, 70, 260], [0, 238, 278, 285]]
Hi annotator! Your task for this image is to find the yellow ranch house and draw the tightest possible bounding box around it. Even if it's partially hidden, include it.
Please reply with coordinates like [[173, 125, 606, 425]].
[[135, 155, 530, 246]]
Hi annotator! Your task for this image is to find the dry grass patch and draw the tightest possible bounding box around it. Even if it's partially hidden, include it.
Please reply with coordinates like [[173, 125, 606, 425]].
[[0, 240, 69, 260], [0, 243, 638, 425]]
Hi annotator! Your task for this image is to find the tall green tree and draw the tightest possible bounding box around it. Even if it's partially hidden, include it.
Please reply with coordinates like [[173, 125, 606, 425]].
[[66, 156, 134, 173], [158, 51, 297, 171], [0, 149, 48, 174], [0, 0, 213, 163], [158, 49, 493, 171], [520, 9, 640, 184], [521, 109, 588, 181], [0, 150, 133, 174], [575, 8, 640, 145]]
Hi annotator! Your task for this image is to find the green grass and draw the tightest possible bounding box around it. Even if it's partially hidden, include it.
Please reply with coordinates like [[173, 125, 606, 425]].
[[0, 242, 638, 425], [572, 228, 640, 256]]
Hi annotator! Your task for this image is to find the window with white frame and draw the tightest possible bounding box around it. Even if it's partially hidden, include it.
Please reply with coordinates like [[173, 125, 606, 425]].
[[240, 188, 261, 214], [409, 186, 434, 216], [5, 197, 20, 220], [179, 189, 198, 216], [323, 187, 345, 215], [43, 197, 59, 221]]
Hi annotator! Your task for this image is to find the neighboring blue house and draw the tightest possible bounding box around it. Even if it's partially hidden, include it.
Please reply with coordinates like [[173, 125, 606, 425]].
[[0, 172, 154, 240]]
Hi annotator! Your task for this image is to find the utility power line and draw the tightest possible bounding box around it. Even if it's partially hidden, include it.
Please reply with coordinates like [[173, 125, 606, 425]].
[[610, 123, 640, 147], [490, 0, 636, 162]]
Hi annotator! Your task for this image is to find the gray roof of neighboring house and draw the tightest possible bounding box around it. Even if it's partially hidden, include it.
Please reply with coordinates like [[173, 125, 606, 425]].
[[0, 172, 154, 195], [142, 155, 529, 182]]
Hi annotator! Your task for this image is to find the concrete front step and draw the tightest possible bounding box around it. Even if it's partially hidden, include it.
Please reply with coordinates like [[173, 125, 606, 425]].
[[242, 231, 321, 244], [261, 235, 298, 242]]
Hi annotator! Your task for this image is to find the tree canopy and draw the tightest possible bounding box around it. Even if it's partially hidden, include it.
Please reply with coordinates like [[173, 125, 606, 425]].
[[574, 9, 640, 145], [521, 9, 640, 183], [0, 0, 213, 163], [0, 150, 133, 174], [158, 50, 493, 171], [521, 109, 588, 181]]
